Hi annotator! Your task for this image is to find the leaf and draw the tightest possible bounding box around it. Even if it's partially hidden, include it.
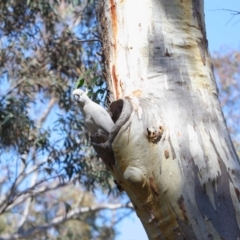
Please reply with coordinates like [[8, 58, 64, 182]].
[[95, 88, 105, 96], [21, 156, 26, 166], [90, 76, 99, 86], [64, 202, 72, 214], [1, 114, 13, 127], [75, 78, 85, 89], [66, 166, 74, 180], [44, 168, 52, 175]]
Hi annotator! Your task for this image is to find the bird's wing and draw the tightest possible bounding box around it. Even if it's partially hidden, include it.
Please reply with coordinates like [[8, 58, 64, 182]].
[[89, 102, 114, 134]]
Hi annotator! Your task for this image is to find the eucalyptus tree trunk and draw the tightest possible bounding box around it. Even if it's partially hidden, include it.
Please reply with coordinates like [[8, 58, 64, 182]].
[[94, 0, 240, 239]]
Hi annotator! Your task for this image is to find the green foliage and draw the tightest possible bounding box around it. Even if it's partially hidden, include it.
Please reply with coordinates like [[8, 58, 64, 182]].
[[0, 0, 119, 239], [0, 0, 110, 185], [75, 77, 85, 89], [0, 97, 33, 150], [74, 63, 107, 104]]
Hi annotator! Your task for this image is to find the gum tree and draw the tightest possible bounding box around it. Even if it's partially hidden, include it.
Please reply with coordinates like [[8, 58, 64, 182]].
[[92, 0, 240, 239]]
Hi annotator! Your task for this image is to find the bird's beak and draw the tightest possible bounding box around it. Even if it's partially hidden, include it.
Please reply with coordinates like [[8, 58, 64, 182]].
[[73, 89, 81, 101]]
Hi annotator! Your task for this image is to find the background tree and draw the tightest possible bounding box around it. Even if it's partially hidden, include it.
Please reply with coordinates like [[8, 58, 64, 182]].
[[213, 51, 240, 155], [0, 1, 133, 239]]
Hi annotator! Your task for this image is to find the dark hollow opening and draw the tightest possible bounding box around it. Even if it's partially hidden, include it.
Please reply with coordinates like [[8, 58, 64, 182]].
[[109, 99, 124, 123]]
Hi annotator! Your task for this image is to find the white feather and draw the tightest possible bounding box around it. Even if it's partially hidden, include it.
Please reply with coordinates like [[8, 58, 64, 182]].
[[73, 89, 114, 135]]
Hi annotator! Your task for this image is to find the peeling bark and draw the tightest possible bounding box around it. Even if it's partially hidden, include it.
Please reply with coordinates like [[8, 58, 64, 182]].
[[96, 0, 240, 239]]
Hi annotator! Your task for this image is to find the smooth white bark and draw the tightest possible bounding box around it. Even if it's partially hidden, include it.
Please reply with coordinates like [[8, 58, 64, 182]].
[[97, 0, 240, 239]]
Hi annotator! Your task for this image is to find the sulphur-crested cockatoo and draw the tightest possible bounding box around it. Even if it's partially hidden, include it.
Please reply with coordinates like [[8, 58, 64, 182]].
[[73, 89, 114, 135]]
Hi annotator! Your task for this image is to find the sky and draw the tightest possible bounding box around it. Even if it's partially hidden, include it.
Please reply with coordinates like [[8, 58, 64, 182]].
[[116, 1, 240, 239]]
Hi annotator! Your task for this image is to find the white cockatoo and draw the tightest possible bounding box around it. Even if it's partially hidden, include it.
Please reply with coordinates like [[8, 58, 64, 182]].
[[73, 89, 114, 135]]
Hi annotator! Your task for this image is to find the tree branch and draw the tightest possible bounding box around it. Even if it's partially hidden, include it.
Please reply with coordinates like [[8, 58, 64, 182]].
[[2, 176, 79, 212], [17, 171, 38, 231], [73, 38, 101, 43], [0, 162, 45, 212], [37, 97, 56, 128], [0, 202, 133, 240]]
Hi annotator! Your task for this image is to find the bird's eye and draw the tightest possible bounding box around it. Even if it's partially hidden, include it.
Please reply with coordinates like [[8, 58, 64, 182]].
[[74, 94, 80, 101]]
